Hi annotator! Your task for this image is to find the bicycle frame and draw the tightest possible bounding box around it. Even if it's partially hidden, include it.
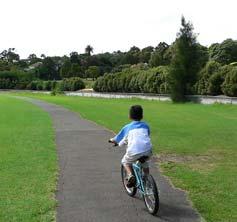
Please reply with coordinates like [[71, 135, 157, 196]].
[[132, 162, 145, 195]]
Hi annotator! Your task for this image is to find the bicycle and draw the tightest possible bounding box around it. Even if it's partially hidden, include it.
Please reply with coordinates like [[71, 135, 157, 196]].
[[109, 140, 159, 215]]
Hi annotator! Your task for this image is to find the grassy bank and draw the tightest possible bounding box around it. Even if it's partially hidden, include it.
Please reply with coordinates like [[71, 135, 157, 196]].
[[10, 93, 237, 222], [0, 95, 57, 222]]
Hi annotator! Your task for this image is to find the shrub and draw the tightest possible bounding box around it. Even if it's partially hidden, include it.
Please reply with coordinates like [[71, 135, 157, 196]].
[[207, 72, 224, 95], [195, 61, 222, 95], [36, 81, 43, 90], [222, 67, 237, 96], [0, 78, 14, 89], [60, 77, 85, 91], [43, 81, 52, 91], [93, 66, 170, 94], [71, 77, 85, 91], [15, 81, 28, 90], [51, 80, 57, 90], [195, 62, 236, 96], [26, 80, 44, 90], [26, 81, 37, 90], [51, 83, 65, 96], [0, 70, 33, 89]]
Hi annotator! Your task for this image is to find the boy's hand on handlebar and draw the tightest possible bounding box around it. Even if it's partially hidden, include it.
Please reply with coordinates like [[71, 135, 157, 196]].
[[108, 138, 118, 146]]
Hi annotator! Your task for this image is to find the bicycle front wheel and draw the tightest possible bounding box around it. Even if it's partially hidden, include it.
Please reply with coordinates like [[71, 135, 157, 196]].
[[121, 165, 137, 197], [143, 175, 159, 215]]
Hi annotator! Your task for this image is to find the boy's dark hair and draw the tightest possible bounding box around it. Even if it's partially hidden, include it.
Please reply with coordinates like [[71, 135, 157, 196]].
[[129, 105, 143, 121]]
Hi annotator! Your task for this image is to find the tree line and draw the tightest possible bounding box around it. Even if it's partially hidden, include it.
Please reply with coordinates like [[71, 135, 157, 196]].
[[94, 17, 237, 100], [0, 17, 237, 100]]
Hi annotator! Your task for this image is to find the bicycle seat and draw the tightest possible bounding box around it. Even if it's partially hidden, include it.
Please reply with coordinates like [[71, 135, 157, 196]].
[[137, 156, 149, 163]]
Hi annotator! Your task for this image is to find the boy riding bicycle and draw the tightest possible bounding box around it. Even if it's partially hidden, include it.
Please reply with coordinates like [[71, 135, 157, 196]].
[[109, 105, 152, 187]]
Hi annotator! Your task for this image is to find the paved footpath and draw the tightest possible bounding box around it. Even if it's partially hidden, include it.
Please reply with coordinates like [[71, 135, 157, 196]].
[[24, 98, 201, 222]]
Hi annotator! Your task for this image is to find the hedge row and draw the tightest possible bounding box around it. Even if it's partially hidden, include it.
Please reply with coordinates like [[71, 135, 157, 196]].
[[93, 66, 170, 94], [0, 70, 34, 89], [26, 80, 57, 91], [26, 78, 85, 91], [0, 71, 85, 91], [59, 77, 85, 91], [195, 61, 237, 96], [94, 63, 237, 97]]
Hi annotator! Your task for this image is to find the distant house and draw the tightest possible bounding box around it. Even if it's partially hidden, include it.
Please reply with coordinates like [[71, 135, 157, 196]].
[[25, 62, 42, 71]]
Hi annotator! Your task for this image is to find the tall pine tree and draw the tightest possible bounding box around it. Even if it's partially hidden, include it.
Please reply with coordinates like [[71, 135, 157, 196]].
[[169, 16, 199, 102]]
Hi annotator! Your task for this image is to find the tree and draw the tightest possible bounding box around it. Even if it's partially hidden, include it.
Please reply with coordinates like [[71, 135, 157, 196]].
[[209, 39, 237, 65], [121, 46, 140, 65], [28, 54, 37, 60], [139, 46, 154, 63], [110, 50, 126, 66], [0, 48, 20, 63], [70, 63, 82, 77], [129, 46, 140, 53], [37, 57, 60, 80], [27, 54, 41, 65], [17, 60, 28, 69], [196, 44, 209, 69], [85, 66, 100, 80], [85, 45, 93, 56], [149, 42, 170, 67], [0, 60, 10, 71], [169, 16, 200, 102], [41, 54, 46, 59], [60, 59, 72, 78], [70, 51, 80, 63]]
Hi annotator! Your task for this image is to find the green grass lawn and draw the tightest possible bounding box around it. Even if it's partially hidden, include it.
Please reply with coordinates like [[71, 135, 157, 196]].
[[12, 93, 237, 222], [0, 95, 57, 222]]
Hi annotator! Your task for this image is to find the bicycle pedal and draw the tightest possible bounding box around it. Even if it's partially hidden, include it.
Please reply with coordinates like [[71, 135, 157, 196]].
[[126, 176, 136, 188]]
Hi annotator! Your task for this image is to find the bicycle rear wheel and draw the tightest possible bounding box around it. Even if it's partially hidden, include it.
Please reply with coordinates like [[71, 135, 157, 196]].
[[121, 165, 137, 197], [143, 175, 159, 215]]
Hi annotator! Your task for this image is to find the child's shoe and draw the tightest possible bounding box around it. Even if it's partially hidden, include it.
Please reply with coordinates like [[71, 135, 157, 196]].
[[127, 174, 136, 188]]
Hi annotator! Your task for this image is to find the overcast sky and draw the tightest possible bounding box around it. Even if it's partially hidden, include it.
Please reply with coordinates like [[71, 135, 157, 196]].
[[0, 0, 236, 58]]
